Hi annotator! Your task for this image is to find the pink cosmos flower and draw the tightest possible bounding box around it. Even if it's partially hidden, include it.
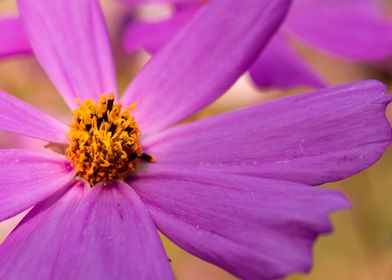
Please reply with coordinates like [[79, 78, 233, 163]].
[[0, 0, 391, 279], [121, 0, 392, 89]]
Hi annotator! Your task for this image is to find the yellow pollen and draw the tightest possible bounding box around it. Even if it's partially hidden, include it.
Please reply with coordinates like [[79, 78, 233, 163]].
[[65, 93, 147, 186]]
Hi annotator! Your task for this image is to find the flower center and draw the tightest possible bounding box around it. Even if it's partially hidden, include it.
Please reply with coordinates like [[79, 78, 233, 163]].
[[65, 93, 153, 186]]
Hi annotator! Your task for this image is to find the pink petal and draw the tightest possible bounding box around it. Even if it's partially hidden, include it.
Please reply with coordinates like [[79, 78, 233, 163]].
[[121, 0, 291, 134], [0, 149, 75, 222], [0, 90, 68, 143], [144, 80, 391, 186], [0, 16, 31, 58], [0, 183, 86, 279], [130, 169, 349, 279], [54, 181, 174, 279], [123, 8, 195, 54], [120, 0, 199, 4], [286, 0, 392, 61], [249, 33, 326, 89], [0, 181, 174, 279], [17, 0, 117, 109]]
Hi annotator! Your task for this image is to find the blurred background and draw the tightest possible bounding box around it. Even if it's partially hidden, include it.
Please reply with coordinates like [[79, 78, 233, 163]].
[[1, 0, 392, 279]]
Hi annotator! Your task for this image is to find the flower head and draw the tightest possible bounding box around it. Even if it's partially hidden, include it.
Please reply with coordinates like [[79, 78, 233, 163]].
[[66, 94, 146, 185], [0, 0, 391, 279]]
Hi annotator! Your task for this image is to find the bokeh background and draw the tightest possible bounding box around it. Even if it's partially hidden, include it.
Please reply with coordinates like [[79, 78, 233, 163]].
[[1, 0, 392, 279]]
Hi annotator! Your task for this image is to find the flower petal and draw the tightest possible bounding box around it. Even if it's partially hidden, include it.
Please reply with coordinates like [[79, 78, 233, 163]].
[[123, 8, 195, 54], [0, 149, 75, 222], [286, 0, 392, 61], [0, 183, 86, 279], [249, 33, 326, 89], [121, 0, 291, 134], [0, 90, 69, 143], [143, 80, 392, 186], [120, 0, 199, 5], [0, 181, 174, 280], [0, 16, 31, 58], [130, 169, 349, 279], [17, 0, 117, 109], [54, 181, 174, 279]]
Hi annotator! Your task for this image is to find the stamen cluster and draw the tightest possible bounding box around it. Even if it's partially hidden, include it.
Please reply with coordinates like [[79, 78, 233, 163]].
[[66, 93, 142, 185]]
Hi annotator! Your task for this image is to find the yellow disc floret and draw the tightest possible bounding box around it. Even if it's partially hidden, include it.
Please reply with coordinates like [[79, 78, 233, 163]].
[[66, 93, 145, 186]]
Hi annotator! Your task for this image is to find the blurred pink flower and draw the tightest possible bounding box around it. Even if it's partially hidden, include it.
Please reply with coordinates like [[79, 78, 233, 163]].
[[0, 16, 31, 58], [121, 0, 392, 89]]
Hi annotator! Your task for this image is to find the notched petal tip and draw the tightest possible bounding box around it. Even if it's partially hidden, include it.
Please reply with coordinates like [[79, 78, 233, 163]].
[[131, 171, 350, 280], [333, 190, 352, 210]]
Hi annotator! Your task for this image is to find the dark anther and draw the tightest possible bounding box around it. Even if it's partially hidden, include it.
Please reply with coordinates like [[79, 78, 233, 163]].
[[103, 111, 108, 122], [85, 124, 92, 131], [140, 153, 156, 162], [124, 127, 133, 133], [97, 117, 103, 129], [107, 99, 114, 111], [128, 153, 138, 161]]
